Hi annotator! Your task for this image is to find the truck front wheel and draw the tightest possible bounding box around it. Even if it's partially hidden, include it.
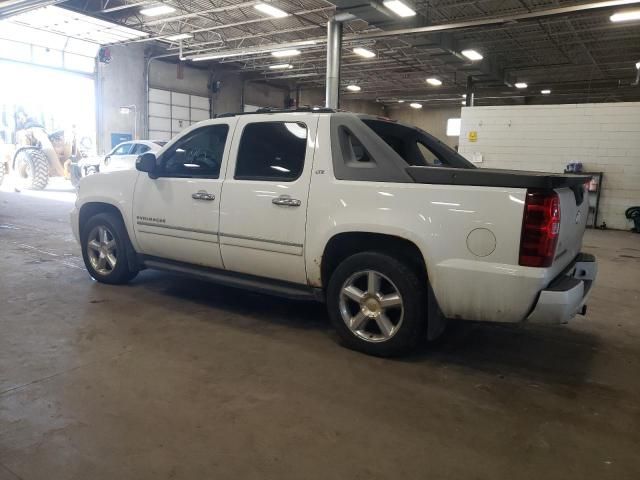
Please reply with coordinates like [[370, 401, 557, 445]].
[[81, 212, 138, 285], [326, 252, 427, 357]]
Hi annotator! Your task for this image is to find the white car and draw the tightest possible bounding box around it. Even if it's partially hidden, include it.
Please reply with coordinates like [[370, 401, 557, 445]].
[[76, 140, 166, 177], [100, 140, 166, 173], [71, 109, 597, 356]]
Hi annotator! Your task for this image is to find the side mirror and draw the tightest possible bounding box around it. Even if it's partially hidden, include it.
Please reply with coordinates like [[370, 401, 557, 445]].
[[136, 152, 157, 178]]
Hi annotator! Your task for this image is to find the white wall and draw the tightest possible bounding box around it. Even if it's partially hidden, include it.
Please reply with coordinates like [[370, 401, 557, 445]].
[[388, 105, 462, 149], [459, 103, 640, 230]]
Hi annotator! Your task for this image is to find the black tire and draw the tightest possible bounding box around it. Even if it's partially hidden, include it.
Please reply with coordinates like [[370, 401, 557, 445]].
[[14, 148, 49, 190], [80, 212, 138, 285], [326, 252, 428, 357], [85, 165, 98, 176]]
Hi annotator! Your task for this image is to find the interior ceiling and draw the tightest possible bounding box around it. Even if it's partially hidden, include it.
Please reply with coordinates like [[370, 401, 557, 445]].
[[3, 5, 147, 45], [64, 0, 640, 105]]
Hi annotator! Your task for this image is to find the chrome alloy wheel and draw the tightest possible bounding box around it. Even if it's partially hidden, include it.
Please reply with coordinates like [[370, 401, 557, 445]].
[[339, 270, 404, 343], [86, 225, 117, 276]]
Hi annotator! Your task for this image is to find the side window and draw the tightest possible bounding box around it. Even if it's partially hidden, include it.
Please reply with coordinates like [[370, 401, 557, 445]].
[[132, 144, 150, 155], [111, 143, 133, 156], [348, 134, 371, 163], [338, 128, 375, 168], [160, 125, 229, 178], [417, 142, 443, 166], [235, 121, 307, 181]]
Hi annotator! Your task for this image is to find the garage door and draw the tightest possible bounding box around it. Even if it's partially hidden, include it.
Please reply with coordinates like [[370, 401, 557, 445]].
[[148, 88, 210, 141]]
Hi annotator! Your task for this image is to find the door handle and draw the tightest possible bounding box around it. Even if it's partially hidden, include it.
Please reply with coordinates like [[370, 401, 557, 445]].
[[192, 190, 215, 201], [272, 195, 301, 207]]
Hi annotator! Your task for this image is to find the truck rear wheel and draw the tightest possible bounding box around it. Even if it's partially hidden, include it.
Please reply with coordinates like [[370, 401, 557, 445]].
[[14, 148, 49, 190], [326, 252, 427, 357]]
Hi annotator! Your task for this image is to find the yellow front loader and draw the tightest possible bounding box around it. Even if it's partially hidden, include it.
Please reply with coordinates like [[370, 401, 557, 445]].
[[0, 127, 75, 190]]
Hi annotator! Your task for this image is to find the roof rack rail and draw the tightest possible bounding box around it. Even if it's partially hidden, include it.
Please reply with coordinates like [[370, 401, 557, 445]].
[[214, 106, 337, 118]]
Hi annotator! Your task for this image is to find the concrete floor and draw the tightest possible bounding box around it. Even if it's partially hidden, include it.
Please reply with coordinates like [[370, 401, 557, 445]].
[[1, 182, 639, 480]]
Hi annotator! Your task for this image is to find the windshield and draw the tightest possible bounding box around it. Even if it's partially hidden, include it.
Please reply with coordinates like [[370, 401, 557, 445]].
[[362, 119, 475, 169]]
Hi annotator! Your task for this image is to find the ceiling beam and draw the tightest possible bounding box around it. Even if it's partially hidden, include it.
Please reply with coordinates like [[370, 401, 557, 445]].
[[173, 0, 640, 61], [351, 0, 640, 41]]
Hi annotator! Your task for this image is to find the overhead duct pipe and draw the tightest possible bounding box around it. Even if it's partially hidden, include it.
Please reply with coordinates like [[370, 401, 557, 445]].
[[0, 0, 66, 19], [325, 12, 355, 109], [325, 18, 343, 109]]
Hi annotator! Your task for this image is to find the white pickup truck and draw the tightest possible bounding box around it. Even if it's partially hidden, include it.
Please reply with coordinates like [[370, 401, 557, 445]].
[[71, 109, 597, 356]]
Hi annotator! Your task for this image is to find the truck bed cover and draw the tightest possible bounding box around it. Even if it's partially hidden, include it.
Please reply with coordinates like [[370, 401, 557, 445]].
[[406, 166, 591, 189]]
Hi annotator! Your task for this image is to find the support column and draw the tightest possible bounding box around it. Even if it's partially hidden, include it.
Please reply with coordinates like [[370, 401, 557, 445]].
[[325, 18, 343, 109], [465, 75, 475, 107]]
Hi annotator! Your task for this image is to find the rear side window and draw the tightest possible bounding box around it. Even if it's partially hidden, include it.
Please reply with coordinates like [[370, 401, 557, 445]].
[[235, 122, 307, 182]]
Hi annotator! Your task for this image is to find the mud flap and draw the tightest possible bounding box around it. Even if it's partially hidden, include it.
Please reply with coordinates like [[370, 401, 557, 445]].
[[427, 284, 447, 341]]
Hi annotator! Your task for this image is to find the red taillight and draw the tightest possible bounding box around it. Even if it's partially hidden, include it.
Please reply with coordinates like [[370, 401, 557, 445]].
[[519, 190, 560, 267]]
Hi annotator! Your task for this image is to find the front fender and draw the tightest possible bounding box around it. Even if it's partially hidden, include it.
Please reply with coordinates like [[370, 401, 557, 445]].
[[76, 170, 141, 251]]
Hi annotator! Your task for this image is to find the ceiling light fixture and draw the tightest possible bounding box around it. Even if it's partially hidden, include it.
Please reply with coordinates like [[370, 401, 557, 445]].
[[426, 78, 442, 86], [272, 49, 301, 57], [636, 61, 640, 70], [165, 33, 193, 41], [346, 85, 361, 92], [461, 49, 483, 61], [610, 9, 640, 22], [398, 100, 405, 103], [461, 100, 466, 105], [541, 89, 551, 94], [353, 47, 376, 58], [410, 102, 422, 109], [462, 94, 467, 99], [254, 3, 289, 18], [269, 63, 293, 69], [140, 4, 175, 16], [515, 82, 528, 89], [382, 0, 416, 17], [187, 39, 318, 62]]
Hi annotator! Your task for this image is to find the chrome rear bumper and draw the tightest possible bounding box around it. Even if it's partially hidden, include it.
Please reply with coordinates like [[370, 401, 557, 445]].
[[526, 253, 597, 324]]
